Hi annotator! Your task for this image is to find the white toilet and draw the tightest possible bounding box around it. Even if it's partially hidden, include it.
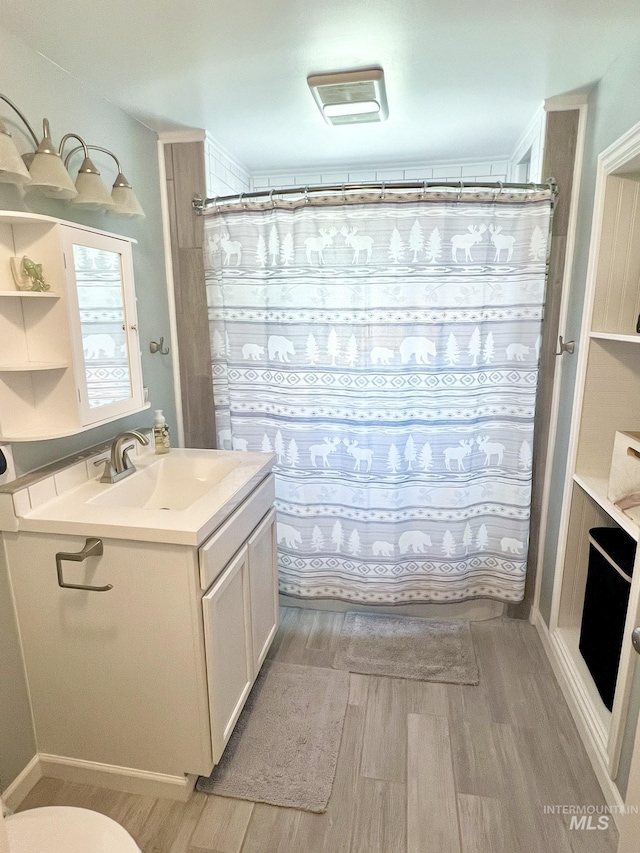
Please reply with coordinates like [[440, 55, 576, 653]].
[[4, 806, 141, 853]]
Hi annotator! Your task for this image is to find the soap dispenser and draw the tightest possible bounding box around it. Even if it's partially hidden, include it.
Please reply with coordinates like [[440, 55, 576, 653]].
[[153, 409, 171, 455]]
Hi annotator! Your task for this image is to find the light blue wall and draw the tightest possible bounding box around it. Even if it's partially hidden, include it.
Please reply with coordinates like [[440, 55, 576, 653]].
[[537, 37, 640, 798], [0, 28, 177, 474], [0, 26, 176, 789]]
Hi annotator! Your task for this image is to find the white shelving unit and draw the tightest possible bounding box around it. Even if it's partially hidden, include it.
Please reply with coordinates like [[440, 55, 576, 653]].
[[0, 211, 147, 441], [549, 125, 640, 787]]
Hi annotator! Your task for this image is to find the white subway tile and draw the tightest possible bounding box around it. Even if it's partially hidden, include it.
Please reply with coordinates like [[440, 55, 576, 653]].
[[29, 477, 57, 509], [12, 488, 31, 517], [348, 171, 377, 182], [432, 165, 463, 178], [404, 167, 433, 180], [269, 175, 296, 187], [375, 169, 405, 181], [55, 461, 88, 495], [321, 172, 350, 184], [0, 494, 17, 531], [295, 174, 322, 185]]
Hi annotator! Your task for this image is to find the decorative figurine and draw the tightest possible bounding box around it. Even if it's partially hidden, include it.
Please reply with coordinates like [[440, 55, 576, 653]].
[[10, 256, 50, 292]]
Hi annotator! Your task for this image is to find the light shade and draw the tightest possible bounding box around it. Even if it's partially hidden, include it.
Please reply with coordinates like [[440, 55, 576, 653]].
[[26, 120, 78, 199], [0, 120, 31, 185], [27, 151, 78, 199], [73, 157, 115, 210], [106, 172, 144, 218]]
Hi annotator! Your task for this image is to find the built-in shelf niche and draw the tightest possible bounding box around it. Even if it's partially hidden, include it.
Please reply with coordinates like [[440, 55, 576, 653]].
[[575, 337, 640, 482], [550, 128, 640, 782]]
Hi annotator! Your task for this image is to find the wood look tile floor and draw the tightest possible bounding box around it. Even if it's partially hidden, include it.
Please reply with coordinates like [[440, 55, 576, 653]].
[[17, 608, 619, 852]]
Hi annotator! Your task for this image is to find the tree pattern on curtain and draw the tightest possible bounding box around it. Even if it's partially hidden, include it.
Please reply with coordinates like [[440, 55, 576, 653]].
[[204, 196, 550, 603]]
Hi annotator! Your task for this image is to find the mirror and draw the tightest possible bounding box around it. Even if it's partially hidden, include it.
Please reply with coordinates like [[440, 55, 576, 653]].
[[72, 244, 133, 411]]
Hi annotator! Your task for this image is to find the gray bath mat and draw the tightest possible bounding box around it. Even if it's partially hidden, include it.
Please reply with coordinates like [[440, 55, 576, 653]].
[[333, 612, 479, 685], [196, 660, 349, 812]]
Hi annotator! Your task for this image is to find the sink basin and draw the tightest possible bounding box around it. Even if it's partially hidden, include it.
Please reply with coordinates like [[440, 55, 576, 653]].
[[89, 455, 242, 511], [11, 448, 275, 546]]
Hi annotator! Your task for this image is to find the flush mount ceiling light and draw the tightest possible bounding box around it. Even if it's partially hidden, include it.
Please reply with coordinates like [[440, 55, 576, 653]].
[[307, 68, 388, 126], [0, 92, 144, 216]]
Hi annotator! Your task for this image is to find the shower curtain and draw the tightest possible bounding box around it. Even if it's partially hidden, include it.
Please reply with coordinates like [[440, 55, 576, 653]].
[[204, 189, 551, 603]]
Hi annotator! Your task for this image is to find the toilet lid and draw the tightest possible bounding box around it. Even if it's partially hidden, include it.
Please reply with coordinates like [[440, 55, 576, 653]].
[[6, 807, 141, 853]]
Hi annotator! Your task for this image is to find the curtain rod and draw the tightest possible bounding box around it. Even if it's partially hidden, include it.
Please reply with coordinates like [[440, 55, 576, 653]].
[[192, 178, 557, 214]]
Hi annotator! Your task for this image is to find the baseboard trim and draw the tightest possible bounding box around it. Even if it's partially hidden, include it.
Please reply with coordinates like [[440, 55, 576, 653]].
[[38, 755, 195, 801], [531, 607, 625, 826], [1, 754, 42, 811]]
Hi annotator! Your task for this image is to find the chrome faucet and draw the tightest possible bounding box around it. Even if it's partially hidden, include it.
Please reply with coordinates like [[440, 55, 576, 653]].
[[100, 430, 150, 484]]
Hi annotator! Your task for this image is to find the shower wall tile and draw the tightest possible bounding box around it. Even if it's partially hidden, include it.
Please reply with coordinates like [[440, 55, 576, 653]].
[[507, 106, 546, 183], [376, 169, 405, 180], [403, 168, 433, 180], [432, 165, 462, 178], [321, 172, 351, 184], [251, 160, 510, 191], [205, 133, 251, 198], [348, 171, 378, 182]]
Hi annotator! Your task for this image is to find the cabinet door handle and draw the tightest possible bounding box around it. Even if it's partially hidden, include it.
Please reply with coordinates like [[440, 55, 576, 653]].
[[56, 538, 113, 592], [632, 627, 640, 655]]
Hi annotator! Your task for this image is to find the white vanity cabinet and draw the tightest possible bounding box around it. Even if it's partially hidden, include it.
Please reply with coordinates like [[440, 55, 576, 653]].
[[0, 211, 146, 440], [4, 474, 278, 784]]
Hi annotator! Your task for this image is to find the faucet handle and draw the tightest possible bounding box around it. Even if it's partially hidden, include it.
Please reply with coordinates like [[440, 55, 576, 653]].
[[121, 443, 137, 472]]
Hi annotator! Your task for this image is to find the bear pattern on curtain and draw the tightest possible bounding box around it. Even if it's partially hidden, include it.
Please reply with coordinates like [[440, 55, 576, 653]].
[[204, 193, 551, 603]]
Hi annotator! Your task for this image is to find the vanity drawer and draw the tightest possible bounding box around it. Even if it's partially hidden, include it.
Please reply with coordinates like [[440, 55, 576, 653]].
[[199, 474, 275, 591]]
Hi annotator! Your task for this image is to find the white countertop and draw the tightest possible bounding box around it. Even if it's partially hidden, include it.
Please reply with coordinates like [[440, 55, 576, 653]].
[[15, 448, 275, 546]]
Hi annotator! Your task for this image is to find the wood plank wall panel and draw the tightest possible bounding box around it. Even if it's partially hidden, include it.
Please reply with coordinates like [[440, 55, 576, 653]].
[[592, 177, 640, 334], [508, 109, 580, 618], [575, 339, 640, 478], [165, 142, 216, 449]]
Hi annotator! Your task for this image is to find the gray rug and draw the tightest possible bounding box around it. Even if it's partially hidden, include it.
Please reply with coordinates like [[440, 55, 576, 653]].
[[196, 660, 349, 812], [333, 612, 479, 685]]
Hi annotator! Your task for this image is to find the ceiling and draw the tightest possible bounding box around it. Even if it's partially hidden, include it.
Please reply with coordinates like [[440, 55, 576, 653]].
[[2, 0, 640, 173]]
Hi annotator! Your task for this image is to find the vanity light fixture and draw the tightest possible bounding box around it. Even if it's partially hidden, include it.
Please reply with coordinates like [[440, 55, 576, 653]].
[[64, 145, 145, 218], [0, 92, 144, 216], [0, 117, 32, 185], [63, 141, 116, 211]]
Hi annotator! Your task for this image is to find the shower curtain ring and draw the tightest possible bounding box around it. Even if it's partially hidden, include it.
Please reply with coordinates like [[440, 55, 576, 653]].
[[381, 182, 386, 200], [304, 186, 309, 204], [269, 189, 275, 208], [497, 181, 504, 197], [457, 181, 464, 200], [342, 184, 346, 204], [239, 192, 246, 209]]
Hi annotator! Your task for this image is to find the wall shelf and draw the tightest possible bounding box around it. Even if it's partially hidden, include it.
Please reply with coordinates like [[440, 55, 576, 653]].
[[0, 363, 68, 372], [573, 472, 640, 541], [0, 291, 60, 299], [590, 331, 640, 344]]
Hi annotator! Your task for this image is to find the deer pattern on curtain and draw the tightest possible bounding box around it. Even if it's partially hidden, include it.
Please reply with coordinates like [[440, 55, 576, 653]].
[[204, 196, 550, 603]]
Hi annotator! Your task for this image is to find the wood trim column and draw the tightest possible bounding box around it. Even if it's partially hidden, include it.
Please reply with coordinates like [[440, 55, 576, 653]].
[[508, 109, 580, 618], [164, 142, 216, 448]]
